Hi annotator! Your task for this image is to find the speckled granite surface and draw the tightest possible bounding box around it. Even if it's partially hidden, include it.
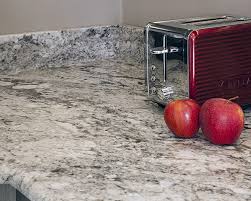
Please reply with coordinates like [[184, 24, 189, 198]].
[[0, 59, 250, 201], [0, 26, 143, 71]]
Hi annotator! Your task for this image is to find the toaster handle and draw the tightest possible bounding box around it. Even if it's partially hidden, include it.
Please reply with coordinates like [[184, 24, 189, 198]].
[[150, 46, 180, 54]]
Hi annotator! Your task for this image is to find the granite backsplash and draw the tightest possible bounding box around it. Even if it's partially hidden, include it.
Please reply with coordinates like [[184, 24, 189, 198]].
[[0, 25, 144, 71]]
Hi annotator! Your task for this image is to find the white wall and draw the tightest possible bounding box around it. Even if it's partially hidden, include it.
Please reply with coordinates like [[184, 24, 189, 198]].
[[0, 0, 122, 35], [0, 0, 250, 34], [122, 0, 251, 26]]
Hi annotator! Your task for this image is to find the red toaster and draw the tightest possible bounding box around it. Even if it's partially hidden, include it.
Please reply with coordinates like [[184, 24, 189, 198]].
[[145, 15, 251, 106]]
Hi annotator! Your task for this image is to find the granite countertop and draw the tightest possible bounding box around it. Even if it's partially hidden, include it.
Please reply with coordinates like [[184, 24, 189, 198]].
[[0, 25, 251, 201], [0, 59, 250, 201]]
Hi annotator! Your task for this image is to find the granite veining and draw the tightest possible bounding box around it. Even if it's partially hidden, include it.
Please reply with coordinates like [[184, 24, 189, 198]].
[[0, 59, 250, 201], [0, 26, 143, 71]]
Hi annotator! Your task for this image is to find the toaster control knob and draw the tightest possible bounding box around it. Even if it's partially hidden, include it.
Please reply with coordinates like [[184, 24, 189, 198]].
[[151, 65, 156, 71], [151, 76, 156, 82]]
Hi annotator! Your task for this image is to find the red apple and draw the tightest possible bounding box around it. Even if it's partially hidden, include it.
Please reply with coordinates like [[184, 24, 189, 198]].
[[164, 99, 200, 138], [200, 98, 244, 145]]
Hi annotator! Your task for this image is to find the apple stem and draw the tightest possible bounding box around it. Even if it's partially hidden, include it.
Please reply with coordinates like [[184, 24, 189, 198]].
[[228, 96, 239, 102]]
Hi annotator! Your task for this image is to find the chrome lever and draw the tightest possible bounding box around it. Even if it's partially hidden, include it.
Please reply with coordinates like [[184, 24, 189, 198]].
[[150, 46, 180, 55]]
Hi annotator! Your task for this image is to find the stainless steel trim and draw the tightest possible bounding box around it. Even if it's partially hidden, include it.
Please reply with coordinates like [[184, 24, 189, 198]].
[[187, 32, 192, 98], [146, 24, 150, 96]]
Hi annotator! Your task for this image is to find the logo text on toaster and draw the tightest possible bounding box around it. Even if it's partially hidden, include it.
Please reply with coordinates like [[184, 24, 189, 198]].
[[218, 76, 251, 89]]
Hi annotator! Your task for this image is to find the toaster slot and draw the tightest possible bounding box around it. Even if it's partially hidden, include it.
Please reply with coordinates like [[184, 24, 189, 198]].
[[181, 16, 249, 26], [181, 16, 231, 24]]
